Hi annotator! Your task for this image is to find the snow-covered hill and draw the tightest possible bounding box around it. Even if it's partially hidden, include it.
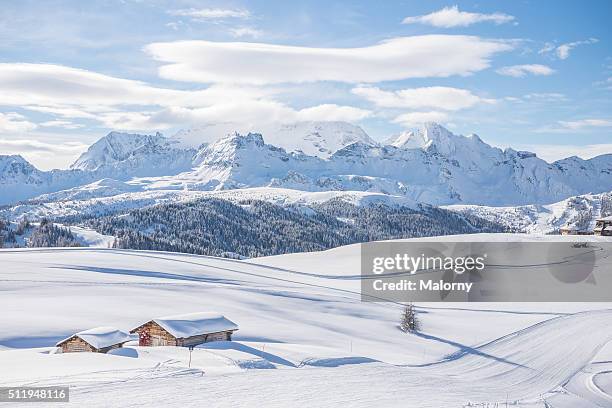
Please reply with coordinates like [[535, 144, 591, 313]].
[[1, 239, 611, 406], [446, 190, 612, 234]]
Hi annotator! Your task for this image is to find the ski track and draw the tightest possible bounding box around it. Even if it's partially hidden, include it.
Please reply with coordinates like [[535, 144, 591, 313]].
[[26, 310, 612, 408]]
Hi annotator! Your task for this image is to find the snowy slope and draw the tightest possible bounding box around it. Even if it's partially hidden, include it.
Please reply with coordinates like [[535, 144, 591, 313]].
[[1, 237, 611, 407], [446, 190, 612, 233], [0, 187, 418, 223]]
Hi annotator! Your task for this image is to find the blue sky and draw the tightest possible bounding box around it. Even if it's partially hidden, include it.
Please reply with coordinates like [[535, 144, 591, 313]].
[[0, 0, 611, 169]]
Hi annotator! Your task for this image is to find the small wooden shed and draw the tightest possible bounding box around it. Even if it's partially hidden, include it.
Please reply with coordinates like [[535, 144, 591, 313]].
[[56, 327, 132, 353], [130, 312, 238, 347]]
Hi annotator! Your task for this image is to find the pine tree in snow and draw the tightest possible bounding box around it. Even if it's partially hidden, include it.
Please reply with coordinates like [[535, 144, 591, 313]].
[[400, 303, 420, 333]]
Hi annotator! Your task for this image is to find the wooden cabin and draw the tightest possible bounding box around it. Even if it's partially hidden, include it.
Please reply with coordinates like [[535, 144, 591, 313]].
[[130, 312, 238, 347], [56, 327, 132, 353], [594, 216, 612, 236]]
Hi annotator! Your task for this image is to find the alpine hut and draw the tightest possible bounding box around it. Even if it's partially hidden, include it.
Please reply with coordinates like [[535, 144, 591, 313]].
[[130, 312, 238, 347], [56, 327, 132, 353]]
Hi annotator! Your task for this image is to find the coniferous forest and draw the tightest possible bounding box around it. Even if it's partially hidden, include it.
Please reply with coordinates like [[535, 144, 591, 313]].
[[80, 198, 506, 258]]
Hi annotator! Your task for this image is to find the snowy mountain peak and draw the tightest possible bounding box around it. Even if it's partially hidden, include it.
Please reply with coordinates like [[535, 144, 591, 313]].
[[0, 155, 40, 180], [0, 154, 30, 167], [417, 122, 458, 155], [71, 131, 171, 171], [387, 123, 458, 153], [172, 121, 375, 159], [388, 123, 496, 159], [386, 130, 427, 149], [264, 121, 376, 158], [193, 132, 282, 168], [230, 132, 265, 148]]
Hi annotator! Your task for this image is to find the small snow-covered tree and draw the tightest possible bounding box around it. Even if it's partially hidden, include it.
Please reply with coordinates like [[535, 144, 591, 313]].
[[400, 303, 420, 333]]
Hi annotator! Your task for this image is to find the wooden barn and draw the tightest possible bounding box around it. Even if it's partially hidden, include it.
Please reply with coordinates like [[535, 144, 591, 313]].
[[130, 312, 238, 347], [56, 327, 132, 353]]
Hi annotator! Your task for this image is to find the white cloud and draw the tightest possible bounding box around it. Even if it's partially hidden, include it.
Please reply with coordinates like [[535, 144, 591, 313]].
[[558, 119, 612, 130], [513, 143, 612, 162], [522, 93, 567, 101], [534, 118, 612, 133], [352, 86, 493, 110], [0, 138, 86, 153], [95, 102, 371, 131], [229, 27, 264, 39], [0, 112, 37, 133], [0, 63, 262, 109], [0, 63, 371, 132], [165, 21, 184, 31], [39, 120, 84, 129], [0, 137, 89, 170], [144, 35, 512, 85], [496, 64, 555, 77], [294, 104, 371, 122], [168, 8, 251, 20], [505, 93, 568, 103], [393, 111, 449, 127], [539, 38, 598, 60], [402, 6, 515, 28]]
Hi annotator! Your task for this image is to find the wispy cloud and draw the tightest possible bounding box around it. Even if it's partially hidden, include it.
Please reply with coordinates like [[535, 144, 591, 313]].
[[402, 6, 515, 28], [393, 111, 449, 127], [39, 120, 84, 129], [145, 36, 512, 85], [0, 112, 37, 133], [558, 118, 612, 130], [535, 118, 612, 133], [168, 8, 251, 21], [539, 38, 598, 60], [0, 63, 370, 131], [228, 27, 263, 39], [496, 64, 555, 77], [0, 138, 87, 153], [504, 93, 568, 103], [352, 86, 494, 110], [0, 137, 89, 170]]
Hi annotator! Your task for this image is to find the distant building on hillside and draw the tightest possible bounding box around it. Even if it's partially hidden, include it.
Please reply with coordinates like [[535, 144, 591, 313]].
[[130, 312, 238, 347], [594, 216, 612, 236], [560, 225, 593, 235], [56, 327, 132, 353]]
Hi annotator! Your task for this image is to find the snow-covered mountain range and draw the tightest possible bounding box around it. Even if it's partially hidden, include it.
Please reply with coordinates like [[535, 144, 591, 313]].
[[1, 121, 611, 208]]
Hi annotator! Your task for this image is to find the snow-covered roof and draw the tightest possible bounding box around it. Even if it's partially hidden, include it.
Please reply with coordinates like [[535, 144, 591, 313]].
[[150, 312, 238, 338], [597, 215, 612, 221], [56, 326, 132, 349]]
